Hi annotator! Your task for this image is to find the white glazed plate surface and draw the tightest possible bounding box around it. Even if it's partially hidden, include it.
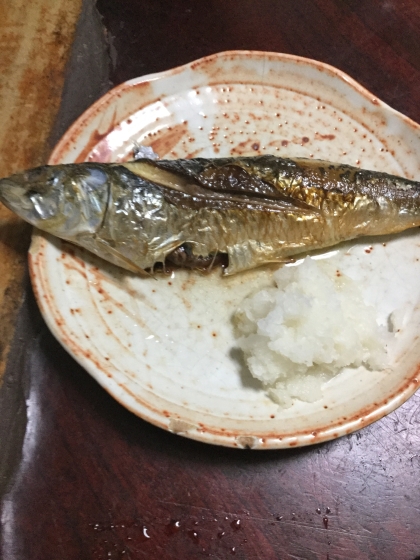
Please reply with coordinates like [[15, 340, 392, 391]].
[[29, 51, 420, 448]]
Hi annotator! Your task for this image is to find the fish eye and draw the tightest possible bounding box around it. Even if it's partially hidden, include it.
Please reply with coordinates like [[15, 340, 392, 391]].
[[84, 167, 108, 187]]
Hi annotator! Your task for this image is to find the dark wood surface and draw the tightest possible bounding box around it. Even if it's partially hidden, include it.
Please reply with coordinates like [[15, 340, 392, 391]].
[[2, 1, 420, 558]]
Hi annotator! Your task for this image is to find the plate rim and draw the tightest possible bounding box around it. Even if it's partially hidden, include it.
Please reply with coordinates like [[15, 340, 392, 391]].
[[30, 50, 420, 449], [49, 50, 420, 165]]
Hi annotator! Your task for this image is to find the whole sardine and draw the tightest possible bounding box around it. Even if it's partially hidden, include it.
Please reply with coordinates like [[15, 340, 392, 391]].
[[1, 155, 420, 275]]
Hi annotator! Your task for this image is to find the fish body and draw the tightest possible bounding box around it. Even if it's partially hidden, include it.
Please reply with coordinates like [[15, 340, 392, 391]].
[[1, 155, 420, 275]]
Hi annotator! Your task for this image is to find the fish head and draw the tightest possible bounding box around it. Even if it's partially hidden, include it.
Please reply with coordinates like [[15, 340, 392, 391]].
[[0, 164, 109, 237]]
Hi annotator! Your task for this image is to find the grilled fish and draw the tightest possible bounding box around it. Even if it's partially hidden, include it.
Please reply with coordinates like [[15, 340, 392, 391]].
[[1, 155, 420, 275]]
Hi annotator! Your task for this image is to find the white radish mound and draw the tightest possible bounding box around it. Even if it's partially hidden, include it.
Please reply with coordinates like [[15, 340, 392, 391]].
[[234, 257, 388, 407]]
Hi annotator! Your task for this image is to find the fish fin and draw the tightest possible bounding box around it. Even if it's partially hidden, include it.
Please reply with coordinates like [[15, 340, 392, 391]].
[[93, 237, 152, 277], [225, 242, 298, 275]]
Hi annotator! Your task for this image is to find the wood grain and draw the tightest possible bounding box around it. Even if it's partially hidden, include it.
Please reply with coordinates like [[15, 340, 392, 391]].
[[2, 1, 420, 559], [0, 0, 83, 384]]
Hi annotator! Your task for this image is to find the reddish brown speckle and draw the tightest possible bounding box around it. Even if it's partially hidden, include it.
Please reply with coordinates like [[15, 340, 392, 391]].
[[252, 143, 259, 151], [315, 132, 336, 141], [302, 136, 309, 143], [281, 140, 288, 146]]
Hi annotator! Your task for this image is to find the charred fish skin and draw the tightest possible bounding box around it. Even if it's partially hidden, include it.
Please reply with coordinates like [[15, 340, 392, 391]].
[[1, 155, 420, 275], [119, 155, 420, 272], [150, 155, 420, 219]]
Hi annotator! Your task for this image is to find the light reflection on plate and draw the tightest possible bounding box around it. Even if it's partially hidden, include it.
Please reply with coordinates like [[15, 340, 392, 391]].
[[29, 51, 420, 448]]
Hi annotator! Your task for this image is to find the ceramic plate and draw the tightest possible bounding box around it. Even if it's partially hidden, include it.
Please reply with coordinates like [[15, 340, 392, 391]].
[[29, 51, 420, 448]]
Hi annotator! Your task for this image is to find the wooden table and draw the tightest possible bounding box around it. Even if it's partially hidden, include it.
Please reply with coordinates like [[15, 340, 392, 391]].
[[2, 1, 420, 558]]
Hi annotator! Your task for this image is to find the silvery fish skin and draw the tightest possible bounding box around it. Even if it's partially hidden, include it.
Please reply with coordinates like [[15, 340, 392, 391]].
[[1, 155, 420, 275]]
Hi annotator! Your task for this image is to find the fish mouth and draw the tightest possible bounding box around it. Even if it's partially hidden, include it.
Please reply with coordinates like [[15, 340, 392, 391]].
[[0, 171, 61, 228], [0, 176, 31, 217]]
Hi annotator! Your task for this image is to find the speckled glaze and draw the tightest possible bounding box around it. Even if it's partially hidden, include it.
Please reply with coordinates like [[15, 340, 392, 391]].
[[30, 51, 420, 448]]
